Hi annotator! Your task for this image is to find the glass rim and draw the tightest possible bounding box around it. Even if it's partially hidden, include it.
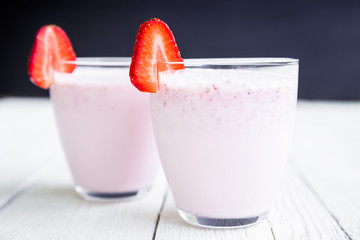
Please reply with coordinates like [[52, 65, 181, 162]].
[[162, 58, 298, 66], [62, 57, 298, 67]]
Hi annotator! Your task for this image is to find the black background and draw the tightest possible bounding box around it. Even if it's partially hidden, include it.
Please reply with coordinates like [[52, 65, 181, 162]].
[[1, 0, 360, 99]]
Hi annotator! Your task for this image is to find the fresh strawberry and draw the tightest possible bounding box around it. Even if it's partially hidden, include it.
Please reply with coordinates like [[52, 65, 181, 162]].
[[27, 25, 76, 89], [130, 18, 184, 93]]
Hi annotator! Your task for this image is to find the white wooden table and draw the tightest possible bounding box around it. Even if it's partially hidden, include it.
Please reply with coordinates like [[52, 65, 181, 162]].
[[0, 97, 359, 239]]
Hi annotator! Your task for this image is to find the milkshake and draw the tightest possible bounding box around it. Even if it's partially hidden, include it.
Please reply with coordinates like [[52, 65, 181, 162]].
[[150, 58, 298, 227], [50, 58, 159, 201]]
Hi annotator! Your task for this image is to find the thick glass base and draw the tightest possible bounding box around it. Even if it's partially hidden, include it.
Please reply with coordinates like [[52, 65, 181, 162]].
[[75, 186, 150, 202], [178, 209, 267, 229]]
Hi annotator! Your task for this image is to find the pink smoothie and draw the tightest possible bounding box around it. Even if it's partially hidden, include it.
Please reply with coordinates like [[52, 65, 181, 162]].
[[150, 64, 298, 218], [50, 66, 159, 193]]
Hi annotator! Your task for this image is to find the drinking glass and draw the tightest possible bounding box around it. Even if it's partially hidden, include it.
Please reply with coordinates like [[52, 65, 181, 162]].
[[150, 58, 298, 228], [50, 57, 159, 201]]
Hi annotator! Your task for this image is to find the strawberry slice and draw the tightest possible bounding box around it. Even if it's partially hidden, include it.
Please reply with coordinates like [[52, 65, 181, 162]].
[[130, 18, 184, 93], [27, 25, 76, 89]]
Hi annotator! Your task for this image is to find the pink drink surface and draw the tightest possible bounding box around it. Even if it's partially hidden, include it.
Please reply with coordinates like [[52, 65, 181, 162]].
[[50, 67, 159, 193], [150, 66, 298, 218]]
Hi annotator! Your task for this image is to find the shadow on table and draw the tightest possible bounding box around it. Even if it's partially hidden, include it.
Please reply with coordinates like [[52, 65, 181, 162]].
[[9, 183, 164, 217], [160, 208, 190, 228]]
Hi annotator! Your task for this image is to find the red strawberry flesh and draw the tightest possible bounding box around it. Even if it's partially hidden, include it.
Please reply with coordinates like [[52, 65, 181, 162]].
[[130, 18, 184, 93], [27, 25, 76, 89]]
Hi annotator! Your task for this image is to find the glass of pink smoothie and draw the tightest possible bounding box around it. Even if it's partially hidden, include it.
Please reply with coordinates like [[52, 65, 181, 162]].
[[150, 58, 298, 228], [50, 57, 159, 201]]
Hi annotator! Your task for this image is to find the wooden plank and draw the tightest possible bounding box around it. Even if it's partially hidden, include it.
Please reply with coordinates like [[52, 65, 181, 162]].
[[0, 160, 167, 239], [154, 167, 348, 239], [0, 97, 62, 208], [267, 166, 348, 240], [291, 101, 360, 239]]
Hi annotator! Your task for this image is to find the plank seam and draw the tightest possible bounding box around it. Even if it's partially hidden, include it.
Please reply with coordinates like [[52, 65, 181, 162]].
[[0, 161, 59, 213], [0, 187, 28, 213], [152, 187, 169, 240], [266, 218, 277, 240], [290, 162, 353, 240]]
